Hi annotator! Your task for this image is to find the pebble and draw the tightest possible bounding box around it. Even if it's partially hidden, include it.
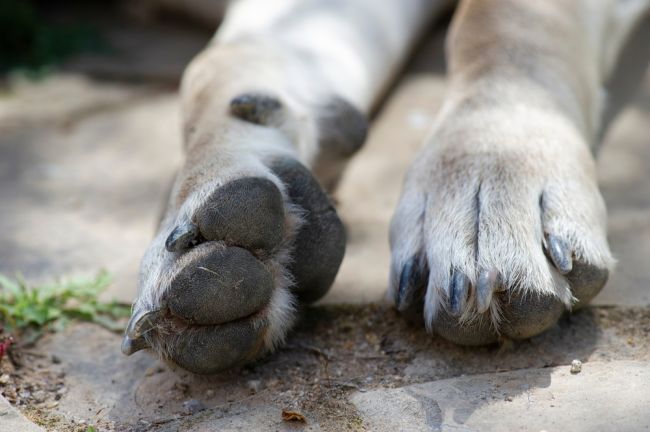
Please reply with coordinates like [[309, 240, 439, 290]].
[[0, 374, 10, 384], [182, 399, 206, 415], [32, 390, 47, 403], [247, 380, 263, 394], [570, 359, 582, 374]]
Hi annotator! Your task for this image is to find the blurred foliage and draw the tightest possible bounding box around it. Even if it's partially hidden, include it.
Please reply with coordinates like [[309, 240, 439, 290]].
[[0, 271, 131, 345], [0, 0, 107, 76]]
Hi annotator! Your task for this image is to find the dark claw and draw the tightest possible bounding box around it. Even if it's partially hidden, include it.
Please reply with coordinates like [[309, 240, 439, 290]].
[[396, 256, 427, 312], [165, 222, 199, 252], [125, 309, 162, 339], [229, 93, 284, 126], [121, 335, 149, 356], [546, 234, 573, 274], [448, 272, 469, 316], [476, 269, 498, 314]]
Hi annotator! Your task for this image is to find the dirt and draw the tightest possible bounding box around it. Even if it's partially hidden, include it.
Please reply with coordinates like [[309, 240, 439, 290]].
[[2, 304, 650, 431], [0, 336, 71, 430]]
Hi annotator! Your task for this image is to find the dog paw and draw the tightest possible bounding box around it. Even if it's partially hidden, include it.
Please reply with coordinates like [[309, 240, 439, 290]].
[[389, 109, 614, 345], [123, 159, 345, 374]]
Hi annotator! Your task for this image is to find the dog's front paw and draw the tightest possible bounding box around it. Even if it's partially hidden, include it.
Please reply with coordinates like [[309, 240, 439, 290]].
[[389, 108, 614, 345], [123, 159, 345, 374]]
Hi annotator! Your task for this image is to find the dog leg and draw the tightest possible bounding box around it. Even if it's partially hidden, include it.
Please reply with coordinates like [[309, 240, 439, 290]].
[[389, 0, 650, 344], [124, 0, 446, 373]]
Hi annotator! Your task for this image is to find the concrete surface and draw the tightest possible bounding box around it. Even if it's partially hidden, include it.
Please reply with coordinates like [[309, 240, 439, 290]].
[[1, 10, 649, 432], [0, 395, 45, 432]]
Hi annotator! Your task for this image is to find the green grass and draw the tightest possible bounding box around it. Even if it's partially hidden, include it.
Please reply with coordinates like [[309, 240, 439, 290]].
[[0, 271, 130, 344]]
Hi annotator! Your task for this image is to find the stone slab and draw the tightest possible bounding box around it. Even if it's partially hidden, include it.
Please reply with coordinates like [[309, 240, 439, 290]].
[[353, 360, 650, 432], [0, 84, 182, 303]]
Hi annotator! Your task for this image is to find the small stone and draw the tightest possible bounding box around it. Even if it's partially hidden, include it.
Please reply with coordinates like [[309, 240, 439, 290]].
[[247, 380, 263, 394], [570, 359, 582, 374], [205, 389, 215, 398], [32, 390, 47, 403], [0, 374, 10, 384], [51, 354, 62, 364], [182, 399, 206, 415], [505, 396, 513, 402]]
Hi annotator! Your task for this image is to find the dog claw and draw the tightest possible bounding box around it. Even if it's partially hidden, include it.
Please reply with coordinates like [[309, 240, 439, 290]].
[[448, 272, 469, 316], [546, 234, 573, 274], [121, 335, 149, 356], [476, 269, 498, 314], [397, 256, 426, 312], [165, 222, 199, 252], [125, 308, 162, 340]]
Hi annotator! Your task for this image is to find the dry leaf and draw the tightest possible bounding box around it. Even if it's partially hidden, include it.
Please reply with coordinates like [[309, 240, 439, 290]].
[[282, 409, 306, 422]]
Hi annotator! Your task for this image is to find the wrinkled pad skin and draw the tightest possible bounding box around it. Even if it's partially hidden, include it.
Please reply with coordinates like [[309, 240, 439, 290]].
[[271, 158, 346, 303], [498, 291, 564, 340], [195, 177, 285, 253], [169, 319, 266, 374], [166, 245, 273, 325], [432, 309, 499, 346], [430, 291, 563, 345]]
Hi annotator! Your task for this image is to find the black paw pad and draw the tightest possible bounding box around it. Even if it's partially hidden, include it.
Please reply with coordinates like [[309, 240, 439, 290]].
[[431, 310, 499, 346], [312, 97, 368, 190], [316, 97, 368, 159], [229, 93, 284, 126], [170, 319, 266, 374], [195, 177, 285, 253], [166, 245, 273, 325], [566, 261, 609, 308], [270, 158, 346, 303], [499, 291, 564, 339]]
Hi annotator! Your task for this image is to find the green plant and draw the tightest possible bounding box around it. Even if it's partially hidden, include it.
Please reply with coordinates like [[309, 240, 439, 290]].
[[0, 271, 130, 344], [0, 0, 106, 75]]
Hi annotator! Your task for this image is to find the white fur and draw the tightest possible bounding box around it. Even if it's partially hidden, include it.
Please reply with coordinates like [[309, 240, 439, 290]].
[[135, 0, 650, 363], [389, 0, 648, 331]]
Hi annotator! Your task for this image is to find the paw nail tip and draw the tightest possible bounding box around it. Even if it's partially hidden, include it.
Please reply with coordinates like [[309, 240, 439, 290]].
[[165, 222, 199, 252], [126, 309, 162, 339], [476, 270, 497, 313], [548, 236, 573, 274], [121, 335, 148, 356]]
